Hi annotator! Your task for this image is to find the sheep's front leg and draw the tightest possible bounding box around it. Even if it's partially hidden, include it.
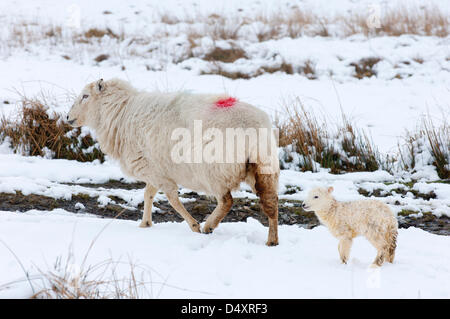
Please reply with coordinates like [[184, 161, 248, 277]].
[[165, 190, 201, 233], [338, 238, 353, 264], [139, 184, 158, 228], [203, 192, 233, 234]]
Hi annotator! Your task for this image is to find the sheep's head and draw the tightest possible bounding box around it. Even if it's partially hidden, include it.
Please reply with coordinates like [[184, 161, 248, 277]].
[[302, 187, 334, 212], [67, 79, 106, 127]]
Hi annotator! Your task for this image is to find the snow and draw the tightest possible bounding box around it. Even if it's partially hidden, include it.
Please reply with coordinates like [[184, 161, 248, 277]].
[[0, 0, 449, 299], [0, 211, 448, 298]]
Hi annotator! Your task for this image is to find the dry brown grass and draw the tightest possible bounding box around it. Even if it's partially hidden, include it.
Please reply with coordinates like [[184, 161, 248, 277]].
[[3, 4, 448, 57], [261, 62, 294, 75], [78, 27, 124, 43], [203, 46, 246, 63], [1, 5, 447, 82], [30, 257, 150, 299], [253, 24, 282, 42], [298, 59, 317, 79], [7, 22, 63, 47], [349, 57, 381, 79], [0, 96, 104, 162], [201, 68, 251, 80], [256, 7, 320, 38], [159, 4, 448, 39], [201, 60, 295, 79], [206, 16, 244, 40], [342, 5, 449, 37], [423, 118, 450, 179], [278, 98, 381, 173], [412, 56, 424, 64], [160, 13, 182, 25]]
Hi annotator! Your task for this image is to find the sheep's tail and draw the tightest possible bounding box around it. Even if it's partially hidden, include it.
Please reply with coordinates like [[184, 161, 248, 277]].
[[245, 128, 279, 193]]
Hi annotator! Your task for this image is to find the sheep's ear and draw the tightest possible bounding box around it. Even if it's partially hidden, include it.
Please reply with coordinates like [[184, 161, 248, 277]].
[[96, 79, 105, 93], [327, 186, 334, 193]]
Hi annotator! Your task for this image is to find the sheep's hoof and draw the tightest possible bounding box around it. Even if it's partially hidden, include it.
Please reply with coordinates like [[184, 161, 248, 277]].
[[139, 221, 152, 228], [266, 240, 278, 247], [370, 263, 380, 269], [202, 226, 214, 234], [190, 223, 201, 233]]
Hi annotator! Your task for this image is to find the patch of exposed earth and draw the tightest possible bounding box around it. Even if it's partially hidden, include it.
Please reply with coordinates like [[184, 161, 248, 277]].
[[0, 180, 448, 235]]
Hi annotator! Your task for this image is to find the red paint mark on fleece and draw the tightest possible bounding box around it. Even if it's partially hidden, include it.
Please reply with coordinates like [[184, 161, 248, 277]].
[[215, 97, 237, 108]]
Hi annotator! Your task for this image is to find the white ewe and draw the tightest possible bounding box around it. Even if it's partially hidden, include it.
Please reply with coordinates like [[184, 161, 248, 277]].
[[68, 78, 280, 245]]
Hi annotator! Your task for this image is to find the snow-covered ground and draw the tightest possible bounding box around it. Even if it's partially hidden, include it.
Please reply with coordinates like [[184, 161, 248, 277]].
[[0, 0, 449, 298], [1, 210, 449, 298]]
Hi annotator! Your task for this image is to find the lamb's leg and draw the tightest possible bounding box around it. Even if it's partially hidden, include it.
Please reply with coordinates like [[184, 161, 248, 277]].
[[139, 184, 158, 228], [385, 227, 397, 263], [165, 190, 201, 233], [371, 250, 385, 268], [367, 235, 385, 267], [203, 192, 233, 234], [338, 238, 353, 264]]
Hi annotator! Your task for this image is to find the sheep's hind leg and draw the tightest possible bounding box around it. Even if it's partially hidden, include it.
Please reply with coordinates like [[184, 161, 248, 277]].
[[139, 184, 158, 228], [255, 172, 279, 246], [203, 192, 233, 234], [165, 190, 201, 233]]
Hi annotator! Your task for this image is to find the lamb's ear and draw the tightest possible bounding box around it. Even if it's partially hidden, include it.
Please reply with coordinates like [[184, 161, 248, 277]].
[[327, 186, 334, 193], [96, 79, 105, 93]]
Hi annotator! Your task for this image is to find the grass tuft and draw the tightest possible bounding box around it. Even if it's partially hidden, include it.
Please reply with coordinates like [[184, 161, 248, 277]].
[[349, 57, 381, 79], [277, 98, 381, 173], [0, 96, 104, 162], [204, 46, 246, 63], [422, 117, 450, 179]]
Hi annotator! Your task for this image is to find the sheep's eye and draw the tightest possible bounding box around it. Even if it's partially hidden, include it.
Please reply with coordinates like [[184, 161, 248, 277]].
[[314, 196, 318, 199], [82, 94, 89, 100]]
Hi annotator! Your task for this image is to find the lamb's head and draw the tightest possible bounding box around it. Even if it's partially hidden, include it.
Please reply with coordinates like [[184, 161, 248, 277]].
[[302, 187, 334, 212], [67, 79, 106, 127]]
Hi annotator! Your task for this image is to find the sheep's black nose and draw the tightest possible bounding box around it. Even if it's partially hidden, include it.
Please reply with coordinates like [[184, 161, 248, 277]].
[[302, 203, 305, 207], [66, 115, 69, 120]]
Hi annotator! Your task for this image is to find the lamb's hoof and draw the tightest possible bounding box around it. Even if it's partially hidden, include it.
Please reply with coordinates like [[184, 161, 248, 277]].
[[370, 263, 380, 269], [341, 259, 347, 265], [139, 221, 152, 228], [202, 226, 214, 234], [266, 240, 278, 247]]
